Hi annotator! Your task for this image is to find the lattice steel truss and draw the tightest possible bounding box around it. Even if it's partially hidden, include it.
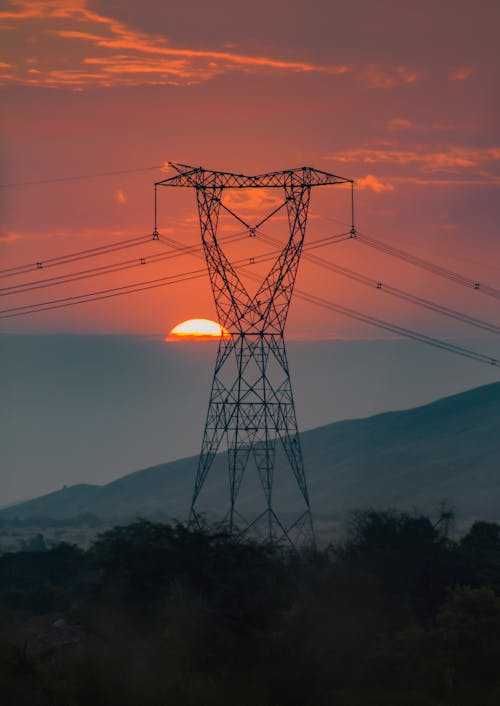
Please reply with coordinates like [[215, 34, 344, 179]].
[[156, 163, 352, 546]]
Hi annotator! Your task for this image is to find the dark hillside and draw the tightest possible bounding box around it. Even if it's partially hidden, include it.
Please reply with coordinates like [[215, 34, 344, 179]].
[[2, 382, 499, 526]]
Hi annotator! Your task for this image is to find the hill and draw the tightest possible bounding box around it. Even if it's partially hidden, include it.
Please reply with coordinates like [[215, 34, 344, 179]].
[[2, 382, 500, 526]]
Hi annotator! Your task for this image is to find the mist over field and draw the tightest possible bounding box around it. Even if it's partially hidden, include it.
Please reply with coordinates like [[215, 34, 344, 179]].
[[2, 332, 499, 506]]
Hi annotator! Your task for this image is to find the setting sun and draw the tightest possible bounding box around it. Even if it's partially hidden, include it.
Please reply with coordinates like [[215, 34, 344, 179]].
[[167, 318, 231, 341]]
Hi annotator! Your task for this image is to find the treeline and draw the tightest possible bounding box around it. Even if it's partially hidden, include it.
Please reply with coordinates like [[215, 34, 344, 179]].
[[0, 510, 499, 705], [0, 512, 104, 529]]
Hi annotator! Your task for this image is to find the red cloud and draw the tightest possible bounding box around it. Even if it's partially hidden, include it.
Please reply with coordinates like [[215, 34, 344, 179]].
[[224, 189, 283, 213], [358, 64, 419, 88], [0, 231, 24, 243], [449, 67, 473, 81], [357, 174, 394, 193], [115, 189, 126, 205], [0, 0, 351, 88], [387, 118, 413, 130], [336, 146, 500, 172]]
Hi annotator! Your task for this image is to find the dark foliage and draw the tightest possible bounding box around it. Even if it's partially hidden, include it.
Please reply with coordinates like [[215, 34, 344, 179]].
[[0, 511, 499, 705], [0, 543, 85, 614]]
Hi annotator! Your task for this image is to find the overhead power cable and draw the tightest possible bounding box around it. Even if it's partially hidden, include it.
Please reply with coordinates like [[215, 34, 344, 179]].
[[0, 247, 279, 318], [0, 268, 210, 318], [0, 165, 163, 189], [257, 230, 500, 337], [355, 231, 500, 301], [240, 264, 498, 367], [0, 231, 248, 296], [1, 234, 497, 368], [294, 289, 498, 367], [0, 232, 377, 316], [0, 234, 155, 279]]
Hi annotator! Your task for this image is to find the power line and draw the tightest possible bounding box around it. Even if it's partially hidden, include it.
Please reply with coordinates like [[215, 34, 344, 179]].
[[2, 211, 497, 366], [0, 165, 164, 189], [294, 289, 498, 367], [257, 230, 500, 337], [324, 212, 498, 270], [0, 226, 253, 284], [355, 231, 500, 301], [2, 235, 497, 368], [0, 266, 208, 318], [0, 233, 362, 316], [0, 249, 184, 297], [313, 251, 500, 336], [0, 248, 279, 318], [241, 264, 497, 366], [0, 269, 210, 319], [0, 234, 155, 279], [321, 214, 500, 300], [0, 231, 248, 296]]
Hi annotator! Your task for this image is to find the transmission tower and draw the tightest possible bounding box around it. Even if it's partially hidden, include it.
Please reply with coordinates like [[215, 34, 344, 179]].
[[155, 164, 353, 546]]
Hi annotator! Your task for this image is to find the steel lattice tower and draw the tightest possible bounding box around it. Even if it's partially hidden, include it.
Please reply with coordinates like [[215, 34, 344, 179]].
[[155, 164, 353, 546]]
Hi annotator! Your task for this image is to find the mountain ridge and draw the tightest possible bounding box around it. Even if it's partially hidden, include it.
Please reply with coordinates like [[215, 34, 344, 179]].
[[2, 381, 499, 525]]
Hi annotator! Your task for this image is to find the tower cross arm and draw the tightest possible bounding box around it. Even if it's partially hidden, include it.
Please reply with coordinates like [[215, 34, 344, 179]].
[[155, 163, 352, 189]]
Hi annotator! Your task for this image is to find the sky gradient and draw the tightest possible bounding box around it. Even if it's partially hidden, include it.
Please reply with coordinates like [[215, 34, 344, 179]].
[[1, 0, 499, 340]]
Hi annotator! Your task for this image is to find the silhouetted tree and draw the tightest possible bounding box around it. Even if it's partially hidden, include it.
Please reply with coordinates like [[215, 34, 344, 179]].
[[337, 509, 458, 621]]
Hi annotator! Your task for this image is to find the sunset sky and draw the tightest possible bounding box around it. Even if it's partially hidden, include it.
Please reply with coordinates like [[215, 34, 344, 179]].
[[1, 0, 499, 340]]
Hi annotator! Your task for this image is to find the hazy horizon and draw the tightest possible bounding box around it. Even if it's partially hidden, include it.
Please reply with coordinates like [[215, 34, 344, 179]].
[[3, 331, 499, 506]]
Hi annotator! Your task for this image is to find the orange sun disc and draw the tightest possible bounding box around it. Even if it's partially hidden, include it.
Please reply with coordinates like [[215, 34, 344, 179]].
[[167, 318, 231, 341]]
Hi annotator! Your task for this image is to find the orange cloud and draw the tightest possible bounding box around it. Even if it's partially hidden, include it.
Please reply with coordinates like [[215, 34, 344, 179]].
[[358, 64, 419, 88], [0, 231, 24, 243], [336, 146, 500, 173], [223, 189, 283, 213], [396, 66, 418, 84], [0, 0, 351, 88], [115, 189, 126, 205], [357, 174, 394, 193], [387, 118, 413, 130], [0, 227, 142, 243], [385, 119, 458, 134], [389, 175, 500, 186], [449, 67, 473, 81]]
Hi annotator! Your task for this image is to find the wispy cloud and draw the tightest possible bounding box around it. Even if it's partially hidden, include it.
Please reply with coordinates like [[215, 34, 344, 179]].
[[115, 188, 126, 205], [335, 146, 500, 173], [357, 174, 394, 193], [0, 226, 141, 243], [0, 230, 24, 243], [449, 67, 473, 81], [0, 0, 351, 88], [386, 118, 413, 130], [223, 189, 283, 213], [0, 3, 430, 92], [390, 175, 500, 186], [358, 64, 419, 88], [329, 144, 500, 189], [386, 119, 457, 133]]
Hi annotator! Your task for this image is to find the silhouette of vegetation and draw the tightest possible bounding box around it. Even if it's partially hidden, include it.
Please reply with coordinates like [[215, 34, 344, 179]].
[[0, 511, 499, 705]]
